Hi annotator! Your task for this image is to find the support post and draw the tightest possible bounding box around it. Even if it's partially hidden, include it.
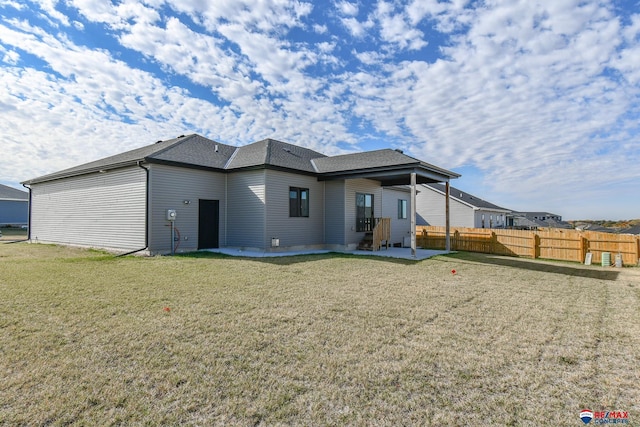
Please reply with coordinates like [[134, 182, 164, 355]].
[[411, 172, 416, 258], [445, 181, 451, 252]]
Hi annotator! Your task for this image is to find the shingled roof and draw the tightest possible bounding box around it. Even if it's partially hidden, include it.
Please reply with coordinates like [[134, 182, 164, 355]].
[[424, 183, 510, 211], [22, 134, 237, 184], [23, 134, 458, 185], [0, 183, 28, 200], [226, 138, 326, 173]]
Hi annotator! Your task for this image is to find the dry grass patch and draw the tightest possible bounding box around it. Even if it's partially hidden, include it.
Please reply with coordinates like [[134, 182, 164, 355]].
[[1, 244, 639, 425]]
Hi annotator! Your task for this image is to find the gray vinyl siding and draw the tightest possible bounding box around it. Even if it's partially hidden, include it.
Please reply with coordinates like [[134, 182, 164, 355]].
[[344, 179, 383, 247], [147, 164, 226, 254], [415, 185, 474, 227], [226, 170, 266, 249], [324, 180, 345, 245], [29, 166, 145, 250], [264, 170, 324, 249], [382, 188, 411, 246], [0, 200, 28, 225]]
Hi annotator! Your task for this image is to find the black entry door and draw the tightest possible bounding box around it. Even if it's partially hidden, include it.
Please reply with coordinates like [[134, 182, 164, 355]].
[[198, 199, 219, 249]]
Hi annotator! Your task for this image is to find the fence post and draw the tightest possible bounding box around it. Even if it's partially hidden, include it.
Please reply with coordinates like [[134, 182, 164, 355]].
[[532, 233, 539, 259], [491, 231, 497, 255], [579, 234, 587, 264]]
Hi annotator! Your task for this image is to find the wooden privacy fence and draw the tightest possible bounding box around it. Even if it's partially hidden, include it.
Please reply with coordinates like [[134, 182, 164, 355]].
[[417, 226, 640, 267]]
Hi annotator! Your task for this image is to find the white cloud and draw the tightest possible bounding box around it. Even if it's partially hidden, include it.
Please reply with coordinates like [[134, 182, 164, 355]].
[[32, 0, 70, 26], [339, 16, 372, 38], [353, 49, 387, 65], [339, 0, 640, 218], [313, 23, 328, 34], [373, 1, 427, 50], [1, 47, 19, 64], [335, 1, 359, 17], [0, 0, 26, 10], [1, 0, 639, 218]]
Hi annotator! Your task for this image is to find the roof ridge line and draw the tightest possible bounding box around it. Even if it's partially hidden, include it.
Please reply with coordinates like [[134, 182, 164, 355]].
[[146, 134, 197, 160], [264, 139, 272, 164], [309, 158, 319, 173], [223, 147, 240, 169]]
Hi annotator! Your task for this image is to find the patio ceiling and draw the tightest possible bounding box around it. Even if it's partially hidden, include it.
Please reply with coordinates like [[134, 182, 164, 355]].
[[317, 165, 459, 186]]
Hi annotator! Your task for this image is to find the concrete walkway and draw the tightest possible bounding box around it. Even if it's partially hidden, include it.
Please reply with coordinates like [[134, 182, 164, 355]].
[[205, 247, 449, 261]]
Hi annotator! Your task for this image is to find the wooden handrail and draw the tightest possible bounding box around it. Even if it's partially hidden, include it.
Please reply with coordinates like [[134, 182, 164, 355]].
[[372, 217, 391, 251]]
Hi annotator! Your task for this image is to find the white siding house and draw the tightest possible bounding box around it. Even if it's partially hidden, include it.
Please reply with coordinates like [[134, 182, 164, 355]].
[[416, 184, 510, 228], [0, 184, 29, 226]]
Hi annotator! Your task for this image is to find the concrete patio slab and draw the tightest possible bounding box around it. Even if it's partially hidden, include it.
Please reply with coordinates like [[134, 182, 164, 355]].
[[205, 247, 449, 261]]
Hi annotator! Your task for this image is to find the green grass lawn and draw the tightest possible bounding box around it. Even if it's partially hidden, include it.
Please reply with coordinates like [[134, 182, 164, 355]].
[[1, 243, 638, 425]]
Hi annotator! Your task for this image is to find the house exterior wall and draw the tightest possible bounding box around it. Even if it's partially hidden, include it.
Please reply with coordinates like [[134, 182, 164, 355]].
[[0, 200, 28, 225], [382, 187, 411, 246], [415, 185, 474, 227], [147, 164, 226, 254], [344, 179, 383, 248], [29, 166, 146, 251], [264, 170, 325, 250], [473, 209, 507, 228], [324, 180, 345, 246], [226, 169, 266, 249]]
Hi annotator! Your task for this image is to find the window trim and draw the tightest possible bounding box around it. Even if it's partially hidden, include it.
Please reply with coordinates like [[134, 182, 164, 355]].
[[356, 192, 374, 232], [398, 199, 407, 219], [289, 187, 309, 218]]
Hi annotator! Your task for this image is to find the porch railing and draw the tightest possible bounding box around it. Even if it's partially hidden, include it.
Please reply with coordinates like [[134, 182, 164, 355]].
[[372, 217, 391, 251]]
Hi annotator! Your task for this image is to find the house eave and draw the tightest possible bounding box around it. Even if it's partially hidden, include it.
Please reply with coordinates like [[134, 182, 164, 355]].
[[318, 165, 458, 185], [224, 164, 319, 177], [22, 160, 143, 185]]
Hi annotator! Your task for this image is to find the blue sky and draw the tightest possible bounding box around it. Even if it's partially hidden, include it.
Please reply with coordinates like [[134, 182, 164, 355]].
[[1, 0, 639, 220]]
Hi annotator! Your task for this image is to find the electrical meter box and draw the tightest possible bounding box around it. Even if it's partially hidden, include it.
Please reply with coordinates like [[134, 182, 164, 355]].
[[166, 209, 177, 221]]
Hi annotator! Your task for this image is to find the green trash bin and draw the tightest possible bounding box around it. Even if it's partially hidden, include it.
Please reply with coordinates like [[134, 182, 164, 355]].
[[601, 252, 611, 267]]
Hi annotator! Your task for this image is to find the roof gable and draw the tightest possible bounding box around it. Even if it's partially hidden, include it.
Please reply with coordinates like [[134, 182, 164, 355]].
[[226, 138, 326, 172], [313, 149, 416, 173], [424, 183, 510, 211], [148, 134, 236, 169], [0, 184, 28, 200], [23, 135, 192, 184]]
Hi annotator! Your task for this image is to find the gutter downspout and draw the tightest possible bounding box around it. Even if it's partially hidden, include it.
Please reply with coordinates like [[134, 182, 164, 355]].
[[21, 183, 31, 241], [117, 161, 149, 257]]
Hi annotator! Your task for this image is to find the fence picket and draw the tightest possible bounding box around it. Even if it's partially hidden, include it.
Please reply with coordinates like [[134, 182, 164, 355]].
[[417, 226, 640, 266]]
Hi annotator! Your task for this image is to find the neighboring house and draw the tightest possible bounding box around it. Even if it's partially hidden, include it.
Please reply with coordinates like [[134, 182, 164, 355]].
[[22, 134, 459, 254], [574, 222, 621, 233], [509, 212, 572, 229], [621, 225, 640, 235], [0, 183, 29, 226], [415, 183, 510, 228]]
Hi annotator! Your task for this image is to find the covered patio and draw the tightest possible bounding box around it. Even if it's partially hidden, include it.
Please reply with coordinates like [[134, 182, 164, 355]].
[[316, 151, 461, 257]]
